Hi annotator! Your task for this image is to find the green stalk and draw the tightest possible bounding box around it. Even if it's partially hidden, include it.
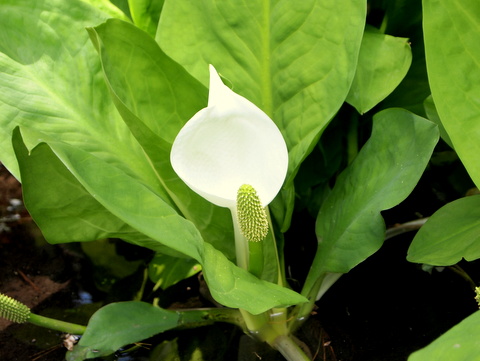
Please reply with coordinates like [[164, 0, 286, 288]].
[[175, 307, 247, 332], [266, 207, 286, 287], [28, 313, 87, 335], [288, 273, 326, 333], [0, 293, 86, 334], [272, 335, 312, 361], [248, 240, 264, 278], [231, 207, 249, 270]]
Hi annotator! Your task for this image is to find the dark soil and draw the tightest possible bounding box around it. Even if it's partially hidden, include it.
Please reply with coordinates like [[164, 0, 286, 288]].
[[0, 163, 478, 361]]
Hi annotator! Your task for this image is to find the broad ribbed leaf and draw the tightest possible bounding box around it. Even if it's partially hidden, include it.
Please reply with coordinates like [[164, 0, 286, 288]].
[[157, 0, 366, 186], [17, 132, 306, 314], [0, 0, 148, 184], [87, 19, 235, 258], [423, 0, 480, 187], [12, 128, 155, 247]]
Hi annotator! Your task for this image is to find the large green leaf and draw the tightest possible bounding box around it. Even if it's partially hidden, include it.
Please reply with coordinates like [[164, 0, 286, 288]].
[[156, 0, 366, 186], [346, 27, 412, 114], [407, 195, 480, 265], [67, 302, 180, 360], [0, 0, 149, 183], [423, 0, 480, 187], [14, 127, 206, 292], [21, 134, 306, 314], [408, 311, 480, 361], [303, 108, 439, 295], [68, 302, 240, 360], [12, 128, 154, 246], [86, 19, 235, 259]]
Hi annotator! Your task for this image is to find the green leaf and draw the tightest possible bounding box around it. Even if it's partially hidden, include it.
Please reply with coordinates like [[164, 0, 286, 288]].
[[407, 196, 480, 265], [0, 0, 144, 179], [26, 136, 306, 314], [128, 0, 164, 37], [157, 0, 366, 187], [379, 0, 429, 117], [424, 95, 453, 148], [2, 4, 305, 315], [67, 302, 180, 359], [87, 19, 235, 259], [346, 27, 412, 114], [12, 128, 157, 246], [423, 0, 480, 188], [303, 108, 439, 294], [149, 253, 201, 290], [408, 311, 480, 361]]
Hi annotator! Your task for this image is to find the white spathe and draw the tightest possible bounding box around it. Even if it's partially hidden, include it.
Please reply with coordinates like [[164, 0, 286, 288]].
[[170, 65, 288, 209]]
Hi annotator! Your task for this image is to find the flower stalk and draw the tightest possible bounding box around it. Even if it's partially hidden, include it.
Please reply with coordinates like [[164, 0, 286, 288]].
[[0, 293, 86, 335]]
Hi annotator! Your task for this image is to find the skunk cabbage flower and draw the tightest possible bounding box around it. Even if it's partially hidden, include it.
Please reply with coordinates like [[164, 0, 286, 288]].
[[171, 65, 288, 268], [171, 65, 288, 210]]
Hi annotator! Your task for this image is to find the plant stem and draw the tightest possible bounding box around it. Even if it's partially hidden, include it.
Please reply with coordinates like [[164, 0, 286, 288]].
[[385, 218, 428, 240], [272, 335, 312, 361], [266, 207, 286, 287], [175, 307, 247, 332], [28, 313, 86, 335], [230, 207, 249, 270], [448, 264, 477, 291]]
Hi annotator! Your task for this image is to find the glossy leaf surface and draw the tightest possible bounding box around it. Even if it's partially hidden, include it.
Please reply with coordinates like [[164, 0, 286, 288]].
[[423, 0, 480, 187], [303, 109, 438, 294], [407, 196, 480, 265], [157, 0, 366, 186], [0, 0, 142, 180], [87, 19, 235, 259], [67, 302, 179, 359], [16, 132, 306, 314], [346, 28, 412, 114], [408, 311, 480, 361]]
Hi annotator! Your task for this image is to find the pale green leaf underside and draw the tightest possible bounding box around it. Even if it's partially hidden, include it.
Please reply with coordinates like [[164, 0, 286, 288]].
[[408, 311, 480, 361], [407, 195, 480, 265], [157, 0, 366, 184], [423, 0, 480, 188]]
